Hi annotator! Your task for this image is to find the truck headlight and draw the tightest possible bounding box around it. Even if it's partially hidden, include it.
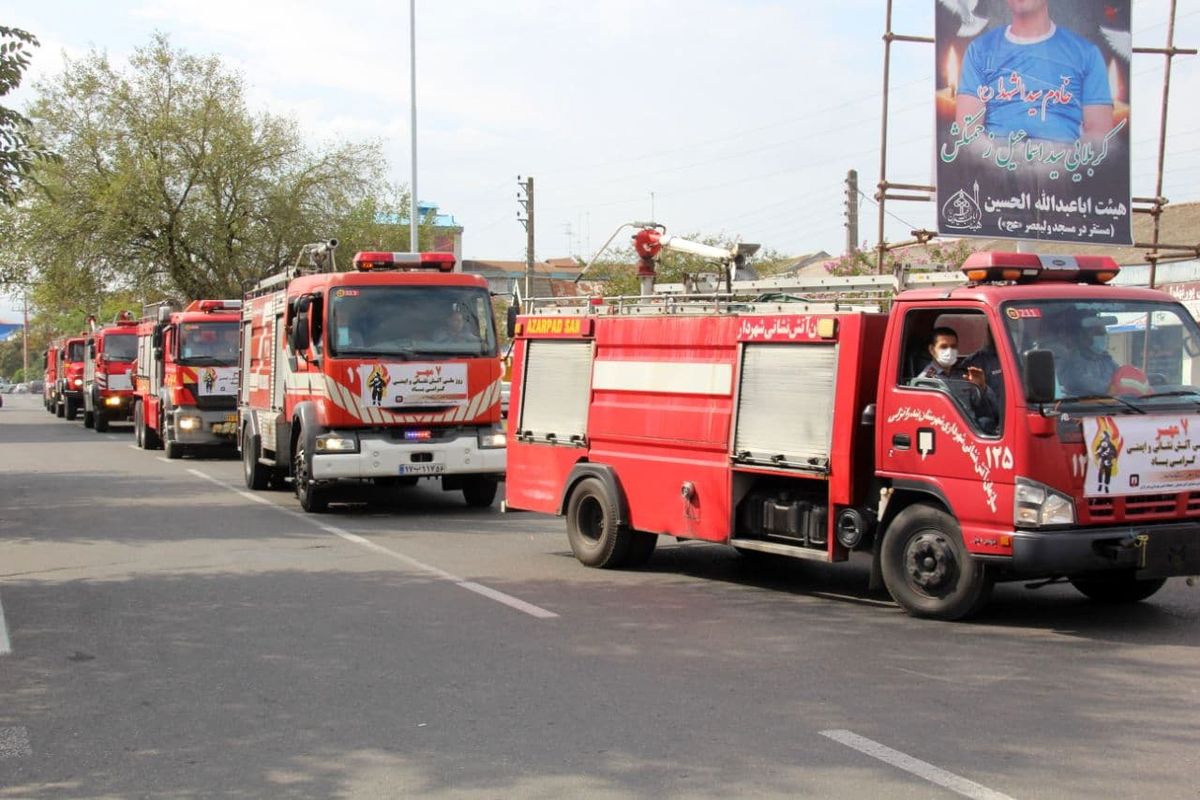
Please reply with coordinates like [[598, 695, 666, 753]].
[[315, 431, 359, 453], [1014, 477, 1076, 528], [477, 424, 506, 449], [178, 415, 202, 431], [73, 378, 83, 387], [104, 395, 123, 407]]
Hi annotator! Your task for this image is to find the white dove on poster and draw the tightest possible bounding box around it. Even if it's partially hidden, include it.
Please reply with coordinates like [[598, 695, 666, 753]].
[[1100, 27, 1132, 62], [937, 0, 988, 37]]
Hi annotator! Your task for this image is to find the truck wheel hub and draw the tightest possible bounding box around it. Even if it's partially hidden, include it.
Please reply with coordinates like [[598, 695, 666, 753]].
[[905, 532, 956, 593]]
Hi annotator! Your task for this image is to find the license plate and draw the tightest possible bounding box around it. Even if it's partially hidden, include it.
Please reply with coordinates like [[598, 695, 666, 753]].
[[400, 463, 445, 475], [225, 413, 238, 423], [211, 422, 236, 435]]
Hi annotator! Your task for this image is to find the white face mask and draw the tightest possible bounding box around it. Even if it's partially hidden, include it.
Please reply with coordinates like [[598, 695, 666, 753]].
[[934, 347, 958, 368], [1090, 335, 1106, 353]]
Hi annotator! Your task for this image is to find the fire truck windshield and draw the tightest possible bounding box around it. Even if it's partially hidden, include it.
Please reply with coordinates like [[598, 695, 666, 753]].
[[1002, 299, 1200, 407], [66, 341, 84, 362], [178, 322, 239, 365], [103, 333, 137, 361], [328, 285, 497, 359]]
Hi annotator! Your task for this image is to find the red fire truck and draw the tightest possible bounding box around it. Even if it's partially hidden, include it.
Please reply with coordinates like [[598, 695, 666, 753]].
[[55, 335, 87, 420], [43, 338, 62, 413], [133, 300, 243, 457], [239, 243, 506, 512], [505, 235, 1200, 619], [82, 312, 139, 432]]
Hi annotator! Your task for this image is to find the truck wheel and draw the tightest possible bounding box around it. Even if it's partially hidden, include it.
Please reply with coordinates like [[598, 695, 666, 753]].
[[83, 408, 95, 428], [242, 428, 269, 490], [566, 477, 632, 568], [462, 477, 498, 508], [164, 430, 183, 460], [623, 532, 658, 567], [1070, 572, 1167, 604], [94, 409, 109, 433], [65, 397, 79, 421], [293, 442, 329, 513], [880, 504, 993, 620], [144, 410, 161, 450]]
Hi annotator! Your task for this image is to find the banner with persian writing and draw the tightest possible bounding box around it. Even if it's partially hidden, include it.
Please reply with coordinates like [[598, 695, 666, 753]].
[[1081, 414, 1200, 498], [934, 0, 1132, 245]]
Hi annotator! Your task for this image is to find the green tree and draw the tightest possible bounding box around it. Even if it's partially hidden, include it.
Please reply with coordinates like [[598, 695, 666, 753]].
[[0, 25, 55, 207], [1, 34, 387, 309]]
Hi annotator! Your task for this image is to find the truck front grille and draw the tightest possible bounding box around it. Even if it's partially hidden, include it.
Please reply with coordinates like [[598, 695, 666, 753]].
[[1086, 492, 1200, 522]]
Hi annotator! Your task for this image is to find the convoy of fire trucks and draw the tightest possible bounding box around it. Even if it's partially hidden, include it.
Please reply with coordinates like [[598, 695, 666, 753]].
[[30, 229, 1200, 619]]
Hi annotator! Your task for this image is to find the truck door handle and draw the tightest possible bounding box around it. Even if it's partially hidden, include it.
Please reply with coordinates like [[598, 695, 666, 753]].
[[892, 434, 911, 449]]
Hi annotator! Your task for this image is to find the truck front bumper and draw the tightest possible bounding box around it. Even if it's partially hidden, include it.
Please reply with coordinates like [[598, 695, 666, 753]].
[[172, 407, 239, 446], [311, 432, 505, 481], [1010, 521, 1200, 579]]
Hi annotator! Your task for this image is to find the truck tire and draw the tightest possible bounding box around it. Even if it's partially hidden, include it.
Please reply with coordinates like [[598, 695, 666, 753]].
[[880, 504, 993, 620], [164, 429, 183, 460], [94, 409, 109, 432], [242, 428, 269, 490], [566, 477, 632, 568], [462, 477, 498, 508], [65, 397, 79, 421], [83, 408, 95, 428], [1070, 572, 1167, 604], [293, 441, 329, 513], [623, 532, 658, 567], [144, 409, 161, 450]]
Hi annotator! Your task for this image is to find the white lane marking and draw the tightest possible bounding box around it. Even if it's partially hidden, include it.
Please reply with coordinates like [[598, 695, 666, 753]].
[[0, 727, 31, 759], [186, 469, 558, 619], [127, 444, 140, 451], [820, 730, 1016, 800], [0, 590, 11, 655], [155, 457, 173, 464], [457, 581, 559, 619]]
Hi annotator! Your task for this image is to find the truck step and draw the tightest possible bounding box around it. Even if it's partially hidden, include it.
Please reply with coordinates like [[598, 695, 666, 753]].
[[728, 537, 831, 562]]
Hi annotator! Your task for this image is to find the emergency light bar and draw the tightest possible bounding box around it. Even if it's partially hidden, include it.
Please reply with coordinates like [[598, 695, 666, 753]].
[[184, 299, 243, 313], [961, 252, 1120, 285], [352, 251, 457, 272]]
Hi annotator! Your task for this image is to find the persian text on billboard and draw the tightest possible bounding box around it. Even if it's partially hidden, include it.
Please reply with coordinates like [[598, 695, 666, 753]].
[[935, 0, 1132, 245]]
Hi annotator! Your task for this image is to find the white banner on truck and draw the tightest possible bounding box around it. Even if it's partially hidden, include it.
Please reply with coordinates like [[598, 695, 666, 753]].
[[1082, 414, 1200, 497]]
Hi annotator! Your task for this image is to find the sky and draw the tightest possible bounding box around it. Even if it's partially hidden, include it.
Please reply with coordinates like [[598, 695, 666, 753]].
[[1, 0, 1199, 321]]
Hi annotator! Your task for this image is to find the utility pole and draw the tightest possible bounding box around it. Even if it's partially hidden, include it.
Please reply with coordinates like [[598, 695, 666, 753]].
[[21, 289, 29, 381], [844, 169, 859, 255], [409, 0, 419, 253], [517, 176, 535, 302]]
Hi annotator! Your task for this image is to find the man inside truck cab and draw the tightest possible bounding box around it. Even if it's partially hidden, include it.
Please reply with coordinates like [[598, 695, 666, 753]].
[[1059, 316, 1119, 396], [913, 326, 1001, 432]]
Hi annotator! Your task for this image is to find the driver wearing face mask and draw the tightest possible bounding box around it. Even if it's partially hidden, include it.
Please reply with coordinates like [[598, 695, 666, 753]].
[[914, 326, 1000, 431], [1059, 316, 1118, 397]]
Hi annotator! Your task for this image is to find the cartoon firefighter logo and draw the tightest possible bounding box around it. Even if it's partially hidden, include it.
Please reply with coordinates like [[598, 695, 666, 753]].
[[201, 367, 217, 393], [1090, 417, 1123, 494], [366, 363, 390, 406]]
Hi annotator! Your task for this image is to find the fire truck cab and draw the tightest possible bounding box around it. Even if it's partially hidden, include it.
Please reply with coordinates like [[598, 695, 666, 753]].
[[239, 244, 506, 512], [82, 311, 139, 432], [56, 335, 87, 420], [506, 245, 1200, 619], [134, 299, 243, 457]]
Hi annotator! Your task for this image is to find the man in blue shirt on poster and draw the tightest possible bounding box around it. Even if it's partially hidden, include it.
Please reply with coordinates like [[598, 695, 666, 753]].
[[955, 0, 1114, 143]]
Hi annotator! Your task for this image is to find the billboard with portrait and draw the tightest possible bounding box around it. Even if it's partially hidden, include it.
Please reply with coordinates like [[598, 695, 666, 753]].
[[935, 0, 1132, 245]]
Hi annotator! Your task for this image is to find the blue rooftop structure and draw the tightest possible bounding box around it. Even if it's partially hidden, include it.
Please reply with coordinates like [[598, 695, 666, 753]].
[[374, 202, 462, 229]]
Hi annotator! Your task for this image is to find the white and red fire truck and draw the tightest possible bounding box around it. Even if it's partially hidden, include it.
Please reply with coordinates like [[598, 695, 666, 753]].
[[505, 227, 1200, 619], [239, 243, 506, 512], [42, 337, 62, 413], [133, 300, 243, 457], [81, 312, 139, 432]]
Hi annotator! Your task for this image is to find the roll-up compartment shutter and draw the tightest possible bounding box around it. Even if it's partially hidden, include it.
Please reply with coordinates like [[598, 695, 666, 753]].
[[518, 340, 592, 444], [734, 344, 838, 471]]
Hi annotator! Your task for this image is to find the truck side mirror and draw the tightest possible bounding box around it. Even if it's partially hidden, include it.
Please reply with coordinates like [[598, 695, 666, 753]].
[[291, 312, 311, 352], [1024, 349, 1056, 404], [506, 305, 518, 339]]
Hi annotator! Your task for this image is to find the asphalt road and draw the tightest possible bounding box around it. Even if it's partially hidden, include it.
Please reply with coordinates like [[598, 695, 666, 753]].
[[2, 392, 1198, 799]]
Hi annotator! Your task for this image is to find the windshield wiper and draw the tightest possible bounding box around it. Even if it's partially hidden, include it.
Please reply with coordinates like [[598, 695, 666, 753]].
[[1142, 389, 1200, 401], [1058, 394, 1146, 414], [335, 348, 414, 360], [180, 356, 230, 365]]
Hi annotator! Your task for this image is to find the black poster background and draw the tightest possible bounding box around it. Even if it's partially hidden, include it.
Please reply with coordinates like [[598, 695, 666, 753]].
[[934, 0, 1132, 245]]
